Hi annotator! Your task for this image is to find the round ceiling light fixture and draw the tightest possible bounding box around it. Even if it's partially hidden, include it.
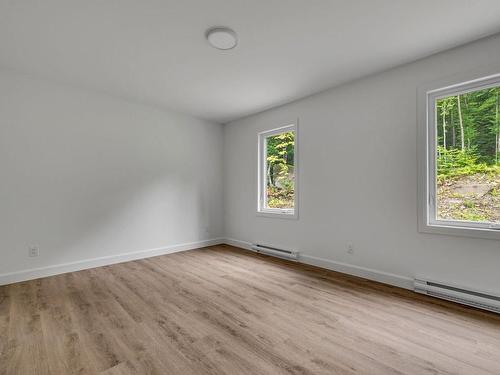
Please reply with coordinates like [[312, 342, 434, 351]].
[[206, 27, 238, 50]]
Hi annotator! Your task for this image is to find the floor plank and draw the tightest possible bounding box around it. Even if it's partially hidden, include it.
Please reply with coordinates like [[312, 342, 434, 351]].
[[1, 245, 499, 375]]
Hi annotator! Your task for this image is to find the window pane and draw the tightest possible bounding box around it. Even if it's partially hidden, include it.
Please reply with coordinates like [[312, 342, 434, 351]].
[[436, 86, 500, 224], [266, 131, 295, 209]]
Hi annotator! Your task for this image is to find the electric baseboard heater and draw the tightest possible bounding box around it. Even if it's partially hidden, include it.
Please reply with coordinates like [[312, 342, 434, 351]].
[[414, 278, 500, 314], [251, 244, 299, 261]]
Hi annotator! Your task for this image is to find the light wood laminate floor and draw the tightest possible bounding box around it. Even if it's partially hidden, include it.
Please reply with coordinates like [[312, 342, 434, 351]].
[[1, 245, 500, 374]]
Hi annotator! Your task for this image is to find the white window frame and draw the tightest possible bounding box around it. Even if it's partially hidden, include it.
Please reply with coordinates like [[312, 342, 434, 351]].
[[418, 68, 500, 240], [257, 123, 298, 219]]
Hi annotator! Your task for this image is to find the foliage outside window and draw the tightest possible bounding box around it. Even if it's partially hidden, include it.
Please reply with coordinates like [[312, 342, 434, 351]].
[[426, 75, 500, 233], [436, 87, 500, 223], [258, 124, 297, 217]]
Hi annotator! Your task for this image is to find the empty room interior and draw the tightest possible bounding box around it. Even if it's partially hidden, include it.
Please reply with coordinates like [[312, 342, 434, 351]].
[[3, 1, 500, 374]]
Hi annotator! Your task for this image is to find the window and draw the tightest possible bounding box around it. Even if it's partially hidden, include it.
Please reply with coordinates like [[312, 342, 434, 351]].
[[419, 72, 500, 238], [258, 124, 298, 218]]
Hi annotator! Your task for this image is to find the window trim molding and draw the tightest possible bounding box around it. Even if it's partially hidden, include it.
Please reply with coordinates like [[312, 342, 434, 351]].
[[257, 122, 299, 219], [418, 65, 500, 240]]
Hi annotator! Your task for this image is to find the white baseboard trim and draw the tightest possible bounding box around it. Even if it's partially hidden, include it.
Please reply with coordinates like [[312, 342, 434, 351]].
[[0, 238, 224, 286], [299, 254, 413, 290], [223, 238, 413, 290], [2, 237, 413, 290], [224, 238, 254, 251]]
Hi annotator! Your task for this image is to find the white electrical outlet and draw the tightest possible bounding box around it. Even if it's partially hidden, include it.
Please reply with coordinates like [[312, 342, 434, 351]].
[[28, 246, 39, 257], [347, 244, 354, 254]]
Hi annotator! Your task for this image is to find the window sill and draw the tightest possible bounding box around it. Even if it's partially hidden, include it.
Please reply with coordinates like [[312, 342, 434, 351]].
[[419, 221, 500, 240], [257, 210, 298, 220]]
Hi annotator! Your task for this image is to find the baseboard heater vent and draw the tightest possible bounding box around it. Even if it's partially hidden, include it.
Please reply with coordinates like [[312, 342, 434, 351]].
[[414, 278, 500, 314], [251, 244, 299, 261]]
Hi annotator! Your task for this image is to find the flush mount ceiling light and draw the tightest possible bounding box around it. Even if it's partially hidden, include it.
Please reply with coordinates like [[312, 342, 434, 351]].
[[206, 27, 238, 50]]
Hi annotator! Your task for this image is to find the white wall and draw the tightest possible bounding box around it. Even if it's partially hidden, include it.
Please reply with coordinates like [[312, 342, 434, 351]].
[[224, 34, 500, 294], [0, 70, 223, 280], [3, 35, 500, 293]]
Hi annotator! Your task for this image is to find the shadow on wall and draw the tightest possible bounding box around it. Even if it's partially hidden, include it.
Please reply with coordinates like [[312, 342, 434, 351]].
[[4, 167, 213, 271], [0, 70, 222, 274]]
